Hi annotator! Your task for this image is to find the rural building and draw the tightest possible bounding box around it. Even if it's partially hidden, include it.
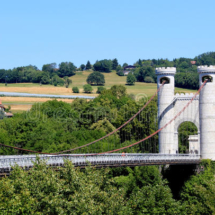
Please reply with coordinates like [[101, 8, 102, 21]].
[[123, 65, 136, 76]]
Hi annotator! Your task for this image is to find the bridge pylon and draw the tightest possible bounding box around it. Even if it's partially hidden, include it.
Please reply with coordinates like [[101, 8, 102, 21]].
[[156, 67, 176, 154], [198, 66, 215, 160]]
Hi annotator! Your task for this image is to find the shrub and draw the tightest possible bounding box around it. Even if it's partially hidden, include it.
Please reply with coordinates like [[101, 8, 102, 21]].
[[117, 70, 124, 76], [144, 76, 155, 83], [72, 87, 79, 93], [83, 84, 93, 93], [126, 73, 136, 85], [96, 86, 106, 94]]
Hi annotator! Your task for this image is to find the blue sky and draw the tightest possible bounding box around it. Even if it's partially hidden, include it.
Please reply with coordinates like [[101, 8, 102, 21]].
[[1, 0, 215, 69]]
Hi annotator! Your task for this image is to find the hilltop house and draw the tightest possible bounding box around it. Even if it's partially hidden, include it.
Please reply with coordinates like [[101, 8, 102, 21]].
[[123, 65, 136, 76]]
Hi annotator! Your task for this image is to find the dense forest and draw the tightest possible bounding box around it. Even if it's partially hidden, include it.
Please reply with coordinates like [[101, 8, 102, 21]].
[[0, 85, 158, 154], [1, 155, 215, 214], [1, 52, 215, 89]]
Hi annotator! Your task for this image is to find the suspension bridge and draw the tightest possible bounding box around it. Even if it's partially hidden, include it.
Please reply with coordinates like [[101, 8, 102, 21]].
[[0, 65, 215, 174]]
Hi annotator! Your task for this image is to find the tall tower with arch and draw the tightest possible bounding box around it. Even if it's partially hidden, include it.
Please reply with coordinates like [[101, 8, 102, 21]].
[[156, 67, 200, 155]]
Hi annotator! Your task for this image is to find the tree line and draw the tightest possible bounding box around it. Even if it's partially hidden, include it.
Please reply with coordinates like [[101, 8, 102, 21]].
[[1, 52, 215, 89]]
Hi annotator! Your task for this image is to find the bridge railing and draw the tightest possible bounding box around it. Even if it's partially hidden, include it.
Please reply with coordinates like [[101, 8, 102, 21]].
[[0, 154, 201, 170]]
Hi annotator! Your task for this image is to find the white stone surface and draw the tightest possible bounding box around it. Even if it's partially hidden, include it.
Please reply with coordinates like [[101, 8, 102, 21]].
[[157, 68, 176, 154], [198, 66, 215, 160]]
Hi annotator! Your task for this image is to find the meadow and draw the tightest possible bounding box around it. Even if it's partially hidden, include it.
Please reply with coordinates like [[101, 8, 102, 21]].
[[0, 71, 196, 112]]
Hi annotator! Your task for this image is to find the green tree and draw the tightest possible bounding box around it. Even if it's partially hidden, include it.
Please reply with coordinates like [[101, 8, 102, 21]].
[[41, 72, 50, 84], [126, 73, 136, 85], [180, 160, 215, 214], [0, 160, 127, 214], [86, 60, 92, 70], [110, 85, 127, 99], [123, 63, 128, 68], [93, 59, 112, 73], [64, 76, 72, 88], [86, 71, 105, 85], [144, 76, 155, 83], [138, 59, 142, 67], [72, 87, 79, 93], [83, 84, 93, 93], [80, 64, 85, 71], [96, 86, 106, 94], [112, 58, 119, 70], [58, 62, 76, 77], [42, 63, 57, 75]]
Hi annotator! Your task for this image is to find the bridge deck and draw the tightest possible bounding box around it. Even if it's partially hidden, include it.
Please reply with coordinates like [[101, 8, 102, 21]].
[[0, 154, 201, 175]]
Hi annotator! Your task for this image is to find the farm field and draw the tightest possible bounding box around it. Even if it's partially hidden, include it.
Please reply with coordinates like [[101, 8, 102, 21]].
[[0, 71, 196, 112], [1, 97, 75, 113], [0, 71, 196, 96]]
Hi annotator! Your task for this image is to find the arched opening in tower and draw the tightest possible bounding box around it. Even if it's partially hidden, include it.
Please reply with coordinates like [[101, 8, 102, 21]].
[[202, 75, 213, 83], [160, 77, 170, 84], [178, 121, 198, 154]]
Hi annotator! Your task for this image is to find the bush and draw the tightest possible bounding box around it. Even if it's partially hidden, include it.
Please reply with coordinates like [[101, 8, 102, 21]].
[[117, 70, 124, 76], [72, 87, 79, 93], [126, 73, 136, 85], [144, 76, 155, 83], [96, 86, 106, 94], [83, 84, 93, 93]]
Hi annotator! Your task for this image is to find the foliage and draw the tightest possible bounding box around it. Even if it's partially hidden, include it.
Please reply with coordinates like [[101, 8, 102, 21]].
[[83, 84, 93, 93], [126, 73, 136, 85], [96, 86, 106, 94], [110, 85, 127, 99], [112, 58, 119, 70], [63, 76, 72, 88], [52, 75, 65, 86], [178, 122, 198, 153], [144, 76, 155, 83], [85, 60, 92, 70], [58, 62, 76, 77], [134, 66, 156, 83], [42, 63, 57, 75], [127, 183, 184, 214], [0, 160, 127, 214], [1, 52, 215, 90], [123, 63, 128, 68], [80, 64, 85, 71], [86, 71, 105, 85], [93, 59, 112, 73], [175, 72, 199, 90], [180, 160, 215, 214], [72, 86, 79, 93], [41, 72, 50, 84]]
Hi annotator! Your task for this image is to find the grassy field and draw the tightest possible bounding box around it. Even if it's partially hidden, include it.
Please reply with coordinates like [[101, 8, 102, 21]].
[[2, 97, 75, 113], [0, 71, 196, 112]]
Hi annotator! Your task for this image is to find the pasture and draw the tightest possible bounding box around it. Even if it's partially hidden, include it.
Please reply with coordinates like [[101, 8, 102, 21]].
[[0, 71, 196, 112]]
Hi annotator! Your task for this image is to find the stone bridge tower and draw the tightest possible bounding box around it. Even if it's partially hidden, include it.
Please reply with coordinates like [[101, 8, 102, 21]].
[[198, 66, 215, 160], [156, 65, 215, 160], [156, 67, 176, 154]]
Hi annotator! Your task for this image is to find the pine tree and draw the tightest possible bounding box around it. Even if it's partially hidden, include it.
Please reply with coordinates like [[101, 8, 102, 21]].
[[86, 61, 92, 70], [112, 58, 119, 70]]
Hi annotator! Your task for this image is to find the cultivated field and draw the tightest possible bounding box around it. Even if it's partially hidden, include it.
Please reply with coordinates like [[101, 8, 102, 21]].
[[1, 97, 75, 113], [0, 71, 196, 112]]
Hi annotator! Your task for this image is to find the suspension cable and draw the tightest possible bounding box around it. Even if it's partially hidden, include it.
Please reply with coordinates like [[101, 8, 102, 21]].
[[55, 81, 166, 154], [0, 80, 205, 156], [93, 79, 207, 155]]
